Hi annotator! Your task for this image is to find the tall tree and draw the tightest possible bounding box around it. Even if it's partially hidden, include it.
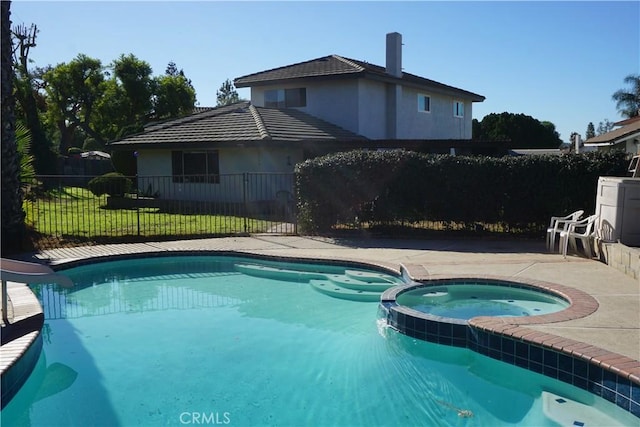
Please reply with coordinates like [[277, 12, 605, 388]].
[[597, 119, 615, 136], [11, 22, 57, 174], [43, 54, 106, 153], [473, 112, 563, 148], [93, 78, 129, 142], [112, 54, 154, 124], [2, 0, 26, 253], [612, 74, 640, 118], [585, 122, 596, 140], [153, 73, 196, 119], [152, 61, 196, 119], [216, 79, 240, 106]]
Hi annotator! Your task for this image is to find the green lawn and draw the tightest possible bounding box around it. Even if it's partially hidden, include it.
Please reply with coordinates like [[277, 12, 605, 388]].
[[23, 187, 274, 239]]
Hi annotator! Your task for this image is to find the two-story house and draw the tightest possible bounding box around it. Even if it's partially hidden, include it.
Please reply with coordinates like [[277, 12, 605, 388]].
[[109, 33, 485, 203], [234, 32, 484, 141]]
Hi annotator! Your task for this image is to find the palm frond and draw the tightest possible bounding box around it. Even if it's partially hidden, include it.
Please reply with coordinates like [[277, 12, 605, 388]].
[[16, 122, 36, 184]]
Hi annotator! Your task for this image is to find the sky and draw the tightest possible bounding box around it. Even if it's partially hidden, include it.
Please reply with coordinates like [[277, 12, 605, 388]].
[[9, 1, 640, 143]]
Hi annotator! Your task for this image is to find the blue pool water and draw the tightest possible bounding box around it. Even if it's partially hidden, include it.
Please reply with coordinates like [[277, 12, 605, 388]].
[[0, 256, 635, 426], [396, 284, 570, 320]]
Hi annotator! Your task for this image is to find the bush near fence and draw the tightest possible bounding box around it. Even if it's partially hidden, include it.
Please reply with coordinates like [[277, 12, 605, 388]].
[[295, 149, 629, 234]]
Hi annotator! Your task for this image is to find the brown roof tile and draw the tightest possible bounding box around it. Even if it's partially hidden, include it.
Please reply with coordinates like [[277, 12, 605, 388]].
[[109, 101, 367, 149], [585, 120, 640, 145], [234, 54, 485, 102]]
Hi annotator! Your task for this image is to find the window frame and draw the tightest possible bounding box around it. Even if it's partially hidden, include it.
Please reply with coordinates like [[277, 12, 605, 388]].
[[171, 150, 220, 184], [453, 100, 465, 118], [264, 88, 307, 108], [418, 94, 431, 113]]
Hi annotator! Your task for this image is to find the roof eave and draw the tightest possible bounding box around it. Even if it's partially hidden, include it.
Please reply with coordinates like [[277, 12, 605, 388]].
[[235, 70, 484, 102], [234, 72, 363, 88], [584, 130, 640, 146], [365, 72, 485, 102]]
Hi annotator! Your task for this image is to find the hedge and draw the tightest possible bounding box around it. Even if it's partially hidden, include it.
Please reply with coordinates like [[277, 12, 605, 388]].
[[295, 149, 629, 234]]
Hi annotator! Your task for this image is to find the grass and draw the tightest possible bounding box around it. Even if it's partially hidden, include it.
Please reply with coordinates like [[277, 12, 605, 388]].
[[23, 187, 277, 243]]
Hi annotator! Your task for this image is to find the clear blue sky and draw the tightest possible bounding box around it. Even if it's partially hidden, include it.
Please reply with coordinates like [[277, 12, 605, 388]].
[[10, 1, 640, 143]]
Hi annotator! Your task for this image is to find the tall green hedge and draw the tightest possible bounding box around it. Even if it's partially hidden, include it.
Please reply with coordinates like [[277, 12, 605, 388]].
[[295, 149, 629, 234]]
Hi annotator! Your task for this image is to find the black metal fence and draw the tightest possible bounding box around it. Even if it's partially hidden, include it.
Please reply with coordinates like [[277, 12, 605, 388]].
[[23, 173, 297, 246]]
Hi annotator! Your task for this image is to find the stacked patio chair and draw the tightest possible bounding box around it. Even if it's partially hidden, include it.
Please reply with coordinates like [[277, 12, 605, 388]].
[[546, 210, 584, 252], [559, 214, 599, 259]]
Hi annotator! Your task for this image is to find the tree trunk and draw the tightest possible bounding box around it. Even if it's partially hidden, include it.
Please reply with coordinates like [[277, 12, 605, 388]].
[[13, 23, 57, 174], [1, 0, 26, 254], [15, 76, 57, 174]]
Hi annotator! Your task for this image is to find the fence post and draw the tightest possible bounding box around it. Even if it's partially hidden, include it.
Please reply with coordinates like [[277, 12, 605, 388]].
[[136, 174, 140, 236], [243, 173, 248, 233]]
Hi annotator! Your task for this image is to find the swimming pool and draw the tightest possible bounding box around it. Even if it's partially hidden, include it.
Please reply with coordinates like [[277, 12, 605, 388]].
[[1, 255, 636, 426]]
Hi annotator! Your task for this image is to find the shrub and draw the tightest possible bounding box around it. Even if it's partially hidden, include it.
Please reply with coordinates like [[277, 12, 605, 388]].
[[110, 150, 137, 176], [88, 172, 132, 197], [295, 149, 629, 234]]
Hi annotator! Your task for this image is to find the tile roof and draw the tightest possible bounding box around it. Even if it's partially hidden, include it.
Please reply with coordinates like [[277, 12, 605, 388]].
[[584, 120, 640, 145], [234, 54, 485, 102], [109, 102, 367, 149]]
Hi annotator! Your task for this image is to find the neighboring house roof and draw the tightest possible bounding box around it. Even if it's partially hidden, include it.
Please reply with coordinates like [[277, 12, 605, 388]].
[[613, 116, 640, 126], [508, 148, 563, 156], [109, 101, 367, 150], [234, 55, 485, 102], [584, 120, 640, 147], [80, 150, 111, 159]]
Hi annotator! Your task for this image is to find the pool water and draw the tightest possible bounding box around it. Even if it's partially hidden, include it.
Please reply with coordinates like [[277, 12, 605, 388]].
[[396, 284, 569, 320], [1, 256, 635, 426]]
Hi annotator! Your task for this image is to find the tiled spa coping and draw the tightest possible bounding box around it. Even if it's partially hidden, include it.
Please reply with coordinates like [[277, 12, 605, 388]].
[[381, 271, 640, 417]]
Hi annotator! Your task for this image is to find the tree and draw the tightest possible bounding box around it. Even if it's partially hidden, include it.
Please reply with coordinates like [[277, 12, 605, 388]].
[[473, 112, 563, 148], [2, 0, 26, 253], [11, 22, 57, 174], [216, 79, 240, 106], [153, 62, 196, 119], [153, 74, 196, 119], [585, 122, 596, 140], [612, 74, 640, 118], [92, 78, 129, 142], [112, 54, 154, 124], [43, 54, 106, 153], [597, 119, 615, 136]]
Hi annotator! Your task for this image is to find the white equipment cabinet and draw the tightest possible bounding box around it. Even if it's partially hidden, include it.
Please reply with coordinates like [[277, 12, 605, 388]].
[[595, 177, 640, 246]]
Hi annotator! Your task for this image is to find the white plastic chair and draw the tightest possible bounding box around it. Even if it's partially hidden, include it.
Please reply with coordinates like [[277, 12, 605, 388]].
[[559, 214, 598, 258], [546, 210, 584, 252]]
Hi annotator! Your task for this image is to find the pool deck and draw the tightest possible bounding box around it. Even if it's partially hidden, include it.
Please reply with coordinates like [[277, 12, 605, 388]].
[[2, 235, 639, 385]]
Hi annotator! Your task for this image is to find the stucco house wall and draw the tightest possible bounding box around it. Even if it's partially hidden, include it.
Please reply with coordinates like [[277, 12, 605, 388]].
[[135, 147, 300, 203], [251, 80, 361, 137], [396, 86, 473, 139], [356, 79, 387, 139], [249, 78, 474, 140]]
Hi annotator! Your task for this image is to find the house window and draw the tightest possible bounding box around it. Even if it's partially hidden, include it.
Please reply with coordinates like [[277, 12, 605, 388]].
[[454, 101, 464, 118], [264, 88, 306, 108], [418, 94, 431, 113], [171, 150, 219, 183]]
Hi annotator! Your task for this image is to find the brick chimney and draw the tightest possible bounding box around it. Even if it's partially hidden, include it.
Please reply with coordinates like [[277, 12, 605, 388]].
[[386, 32, 402, 77]]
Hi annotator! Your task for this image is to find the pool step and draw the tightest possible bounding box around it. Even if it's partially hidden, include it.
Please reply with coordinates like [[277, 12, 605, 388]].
[[344, 270, 398, 283], [325, 274, 396, 292], [541, 391, 624, 426], [310, 280, 381, 302], [234, 263, 326, 281]]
